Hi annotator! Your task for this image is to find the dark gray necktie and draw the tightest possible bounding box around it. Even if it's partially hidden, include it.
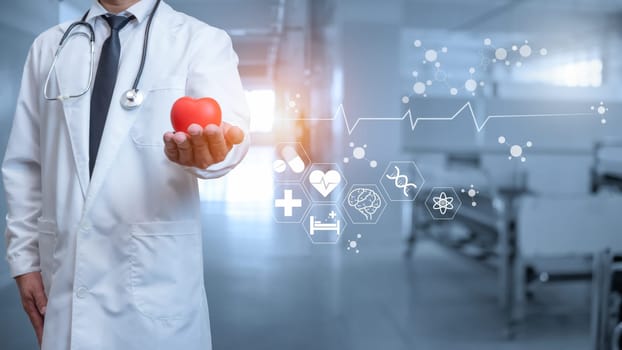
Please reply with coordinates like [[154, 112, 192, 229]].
[[89, 15, 133, 176]]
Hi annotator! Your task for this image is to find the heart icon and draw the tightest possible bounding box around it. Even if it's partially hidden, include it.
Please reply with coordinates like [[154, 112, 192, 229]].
[[171, 97, 222, 132], [309, 170, 342, 197]]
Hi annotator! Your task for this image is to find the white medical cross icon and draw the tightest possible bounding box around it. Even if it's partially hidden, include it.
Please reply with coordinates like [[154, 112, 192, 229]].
[[275, 189, 303, 217]]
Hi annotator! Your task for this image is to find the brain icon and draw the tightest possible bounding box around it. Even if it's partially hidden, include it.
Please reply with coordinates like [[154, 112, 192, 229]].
[[347, 187, 382, 221]]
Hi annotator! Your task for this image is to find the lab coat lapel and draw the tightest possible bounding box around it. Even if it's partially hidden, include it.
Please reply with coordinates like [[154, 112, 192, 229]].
[[53, 24, 91, 200], [83, 12, 166, 214]]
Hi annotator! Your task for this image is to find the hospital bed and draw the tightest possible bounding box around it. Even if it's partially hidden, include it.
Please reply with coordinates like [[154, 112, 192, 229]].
[[592, 138, 622, 193], [405, 151, 622, 338], [591, 250, 622, 350]]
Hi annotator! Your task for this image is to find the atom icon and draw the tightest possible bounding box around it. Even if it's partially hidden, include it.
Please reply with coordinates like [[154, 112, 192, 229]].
[[432, 191, 454, 215]]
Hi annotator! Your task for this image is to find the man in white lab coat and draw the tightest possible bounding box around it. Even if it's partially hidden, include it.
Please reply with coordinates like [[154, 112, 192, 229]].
[[2, 0, 250, 349]]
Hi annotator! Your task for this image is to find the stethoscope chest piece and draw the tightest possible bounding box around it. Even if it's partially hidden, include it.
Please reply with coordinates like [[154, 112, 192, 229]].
[[121, 89, 144, 110]]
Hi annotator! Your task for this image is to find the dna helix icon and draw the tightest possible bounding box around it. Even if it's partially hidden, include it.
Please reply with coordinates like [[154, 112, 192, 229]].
[[386, 166, 418, 197]]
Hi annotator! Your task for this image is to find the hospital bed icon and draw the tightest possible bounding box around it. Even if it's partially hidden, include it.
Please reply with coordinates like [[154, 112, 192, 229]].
[[309, 215, 341, 236]]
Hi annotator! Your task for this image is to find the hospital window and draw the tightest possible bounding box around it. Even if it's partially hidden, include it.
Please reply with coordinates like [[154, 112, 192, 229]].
[[245, 89, 275, 133], [515, 58, 603, 87]]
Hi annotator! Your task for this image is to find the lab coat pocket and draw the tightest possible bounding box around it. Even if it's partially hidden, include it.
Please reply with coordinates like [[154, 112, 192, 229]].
[[129, 220, 202, 320], [130, 75, 186, 148], [37, 218, 57, 294]]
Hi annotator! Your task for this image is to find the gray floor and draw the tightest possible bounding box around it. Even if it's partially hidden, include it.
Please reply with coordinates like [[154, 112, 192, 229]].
[[0, 148, 592, 349]]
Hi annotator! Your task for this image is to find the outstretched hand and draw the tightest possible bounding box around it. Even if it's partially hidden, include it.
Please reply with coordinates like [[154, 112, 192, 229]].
[[163, 122, 245, 169]]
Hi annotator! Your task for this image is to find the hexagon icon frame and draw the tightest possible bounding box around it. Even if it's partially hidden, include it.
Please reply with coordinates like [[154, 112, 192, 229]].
[[342, 184, 388, 225], [425, 187, 462, 220], [380, 161, 425, 202], [272, 142, 311, 183], [272, 183, 311, 224], [302, 163, 348, 203], [302, 203, 347, 245]]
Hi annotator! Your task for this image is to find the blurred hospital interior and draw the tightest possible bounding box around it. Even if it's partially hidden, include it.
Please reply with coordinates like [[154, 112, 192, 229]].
[[1, 0, 622, 349]]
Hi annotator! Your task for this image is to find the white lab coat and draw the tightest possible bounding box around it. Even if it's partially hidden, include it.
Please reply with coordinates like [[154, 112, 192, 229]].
[[2, 2, 250, 349]]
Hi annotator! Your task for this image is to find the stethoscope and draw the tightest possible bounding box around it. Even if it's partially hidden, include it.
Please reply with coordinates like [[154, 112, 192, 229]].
[[43, 0, 161, 110]]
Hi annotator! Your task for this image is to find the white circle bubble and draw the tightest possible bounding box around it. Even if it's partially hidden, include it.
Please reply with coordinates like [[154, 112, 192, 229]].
[[484, 38, 492, 46], [498, 136, 506, 144], [468, 189, 476, 197], [435, 62, 441, 68], [370, 160, 378, 168], [288, 101, 296, 108], [450, 88, 458, 95], [598, 106, 607, 115], [353, 147, 366, 159], [469, 67, 476, 74], [512, 45, 518, 51], [349, 142, 354, 147], [521, 157, 527, 162], [510, 145, 523, 158], [495, 48, 508, 60], [540, 48, 548, 56], [343, 157, 350, 163], [516, 61, 523, 67], [412, 71, 419, 77], [402, 96, 410, 104], [413, 82, 426, 95], [425, 49, 438, 62], [426, 80, 433, 86], [519, 45, 532, 57], [602, 119, 607, 124], [349, 241, 357, 248], [414, 40, 422, 47], [526, 141, 533, 148], [465, 79, 478, 92], [442, 47, 448, 53]]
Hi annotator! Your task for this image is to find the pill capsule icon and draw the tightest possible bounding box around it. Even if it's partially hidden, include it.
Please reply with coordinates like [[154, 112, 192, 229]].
[[280, 145, 305, 174]]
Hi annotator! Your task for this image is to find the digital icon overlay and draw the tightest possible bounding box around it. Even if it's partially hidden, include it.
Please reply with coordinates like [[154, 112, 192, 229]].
[[272, 184, 310, 223], [342, 184, 387, 225], [273, 142, 310, 182], [425, 187, 462, 220], [498, 136, 533, 162], [461, 185, 480, 207], [347, 234, 363, 254], [380, 161, 424, 202], [303, 204, 346, 244], [303, 163, 347, 202]]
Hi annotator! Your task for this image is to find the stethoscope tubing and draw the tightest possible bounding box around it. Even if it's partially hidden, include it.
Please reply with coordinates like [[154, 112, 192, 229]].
[[43, 0, 161, 107]]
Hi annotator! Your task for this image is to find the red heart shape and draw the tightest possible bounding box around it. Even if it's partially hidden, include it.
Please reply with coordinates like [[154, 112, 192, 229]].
[[170, 97, 222, 132]]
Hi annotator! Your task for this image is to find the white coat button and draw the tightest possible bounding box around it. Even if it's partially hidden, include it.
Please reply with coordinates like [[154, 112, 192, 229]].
[[76, 287, 89, 299]]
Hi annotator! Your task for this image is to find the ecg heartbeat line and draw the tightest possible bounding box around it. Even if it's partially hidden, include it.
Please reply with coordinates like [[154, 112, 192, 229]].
[[311, 178, 339, 190], [282, 102, 595, 135]]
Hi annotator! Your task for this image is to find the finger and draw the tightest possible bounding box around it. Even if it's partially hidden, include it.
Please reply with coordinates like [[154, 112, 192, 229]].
[[163, 132, 179, 162], [224, 125, 245, 146], [204, 125, 229, 163], [187, 124, 213, 169], [173, 132, 193, 166], [23, 299, 44, 343], [33, 287, 48, 316]]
